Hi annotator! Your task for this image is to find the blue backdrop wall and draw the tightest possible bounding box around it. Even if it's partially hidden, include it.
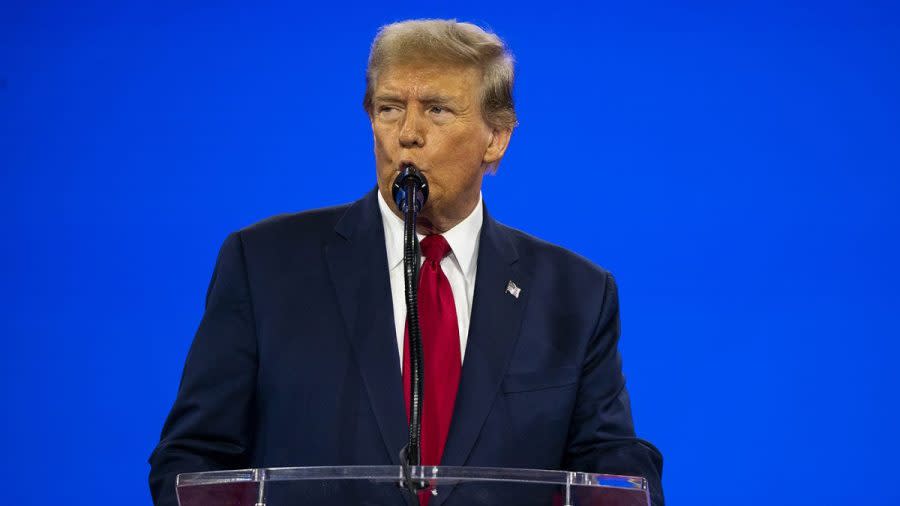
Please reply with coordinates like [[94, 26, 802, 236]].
[[2, 2, 898, 505]]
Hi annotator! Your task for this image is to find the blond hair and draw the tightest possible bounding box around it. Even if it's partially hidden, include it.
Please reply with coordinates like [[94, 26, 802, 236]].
[[363, 19, 517, 131]]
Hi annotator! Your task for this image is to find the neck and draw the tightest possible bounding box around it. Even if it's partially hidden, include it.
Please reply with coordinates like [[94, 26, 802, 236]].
[[380, 187, 480, 235], [414, 216, 455, 235]]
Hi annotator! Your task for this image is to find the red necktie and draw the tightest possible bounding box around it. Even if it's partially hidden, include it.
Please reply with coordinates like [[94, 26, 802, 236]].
[[403, 234, 462, 472]]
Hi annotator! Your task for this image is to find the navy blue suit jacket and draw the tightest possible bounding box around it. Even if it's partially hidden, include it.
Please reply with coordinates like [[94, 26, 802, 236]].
[[149, 189, 663, 506]]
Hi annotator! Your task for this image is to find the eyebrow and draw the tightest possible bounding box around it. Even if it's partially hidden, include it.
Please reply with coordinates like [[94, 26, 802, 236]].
[[372, 93, 457, 104], [418, 94, 455, 104], [373, 93, 404, 103]]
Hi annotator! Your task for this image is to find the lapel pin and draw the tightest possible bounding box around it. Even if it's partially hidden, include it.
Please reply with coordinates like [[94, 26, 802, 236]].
[[505, 280, 521, 299]]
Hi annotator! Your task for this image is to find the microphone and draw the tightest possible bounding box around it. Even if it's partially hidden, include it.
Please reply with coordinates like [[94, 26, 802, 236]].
[[392, 164, 429, 213], [392, 164, 429, 493]]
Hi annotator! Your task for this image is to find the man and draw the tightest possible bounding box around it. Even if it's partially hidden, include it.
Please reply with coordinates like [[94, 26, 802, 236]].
[[149, 19, 664, 506]]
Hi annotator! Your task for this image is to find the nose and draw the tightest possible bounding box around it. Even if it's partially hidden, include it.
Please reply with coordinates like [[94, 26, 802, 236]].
[[398, 110, 425, 148]]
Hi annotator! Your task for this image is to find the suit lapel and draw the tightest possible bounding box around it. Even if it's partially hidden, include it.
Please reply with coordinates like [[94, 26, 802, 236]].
[[324, 189, 408, 465], [433, 208, 530, 505]]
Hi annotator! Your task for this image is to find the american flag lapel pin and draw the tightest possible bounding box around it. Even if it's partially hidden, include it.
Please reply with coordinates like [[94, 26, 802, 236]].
[[505, 280, 521, 299]]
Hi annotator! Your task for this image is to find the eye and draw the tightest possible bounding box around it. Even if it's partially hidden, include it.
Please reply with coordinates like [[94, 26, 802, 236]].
[[428, 105, 454, 124], [376, 105, 402, 121]]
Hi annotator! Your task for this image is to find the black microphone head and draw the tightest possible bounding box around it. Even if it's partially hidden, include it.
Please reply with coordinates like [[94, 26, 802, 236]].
[[392, 164, 429, 213]]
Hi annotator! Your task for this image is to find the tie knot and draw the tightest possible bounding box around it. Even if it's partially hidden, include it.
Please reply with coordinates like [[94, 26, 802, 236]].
[[420, 234, 451, 262]]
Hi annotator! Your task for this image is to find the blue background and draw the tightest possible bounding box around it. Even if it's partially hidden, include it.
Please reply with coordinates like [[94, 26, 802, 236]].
[[2, 2, 898, 504]]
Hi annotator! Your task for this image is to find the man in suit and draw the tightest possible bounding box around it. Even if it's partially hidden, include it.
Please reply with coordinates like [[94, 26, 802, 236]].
[[149, 19, 664, 506]]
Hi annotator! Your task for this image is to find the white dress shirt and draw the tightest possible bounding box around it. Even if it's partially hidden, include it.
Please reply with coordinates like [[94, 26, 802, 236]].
[[377, 191, 483, 372]]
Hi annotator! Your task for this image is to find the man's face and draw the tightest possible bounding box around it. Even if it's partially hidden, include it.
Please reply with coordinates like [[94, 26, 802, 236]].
[[370, 61, 510, 232]]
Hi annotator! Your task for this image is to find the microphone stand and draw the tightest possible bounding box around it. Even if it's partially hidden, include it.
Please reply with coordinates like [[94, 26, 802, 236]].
[[393, 166, 428, 497]]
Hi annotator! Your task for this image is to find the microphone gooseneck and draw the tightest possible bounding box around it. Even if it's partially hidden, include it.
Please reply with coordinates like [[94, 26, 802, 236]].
[[392, 164, 429, 494]]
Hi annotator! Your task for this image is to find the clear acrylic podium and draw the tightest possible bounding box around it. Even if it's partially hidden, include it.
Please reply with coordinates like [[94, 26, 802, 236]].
[[176, 465, 650, 506]]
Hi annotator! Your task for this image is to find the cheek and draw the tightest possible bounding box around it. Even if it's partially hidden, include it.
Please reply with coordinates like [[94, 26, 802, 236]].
[[445, 135, 488, 174], [432, 135, 484, 184], [436, 131, 476, 163], [373, 136, 395, 166], [372, 128, 386, 151], [372, 124, 395, 150]]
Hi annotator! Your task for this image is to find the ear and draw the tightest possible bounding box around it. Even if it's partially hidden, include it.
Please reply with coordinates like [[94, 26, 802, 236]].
[[483, 127, 513, 165]]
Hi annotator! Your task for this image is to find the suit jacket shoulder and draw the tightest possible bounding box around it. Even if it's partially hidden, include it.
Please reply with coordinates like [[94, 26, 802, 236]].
[[499, 221, 612, 278], [225, 200, 361, 290], [493, 220, 617, 327], [237, 202, 351, 251]]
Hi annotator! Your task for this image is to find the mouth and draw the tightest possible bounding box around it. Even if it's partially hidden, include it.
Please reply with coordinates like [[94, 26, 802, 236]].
[[398, 159, 423, 172]]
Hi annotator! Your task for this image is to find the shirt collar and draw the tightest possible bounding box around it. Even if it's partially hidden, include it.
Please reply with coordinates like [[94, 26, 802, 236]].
[[377, 190, 483, 282]]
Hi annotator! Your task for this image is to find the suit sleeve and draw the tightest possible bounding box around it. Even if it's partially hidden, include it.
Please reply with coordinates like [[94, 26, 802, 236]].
[[563, 273, 665, 506], [148, 232, 259, 506]]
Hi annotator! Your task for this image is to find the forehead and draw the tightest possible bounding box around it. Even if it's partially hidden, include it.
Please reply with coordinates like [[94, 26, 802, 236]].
[[374, 61, 482, 99]]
